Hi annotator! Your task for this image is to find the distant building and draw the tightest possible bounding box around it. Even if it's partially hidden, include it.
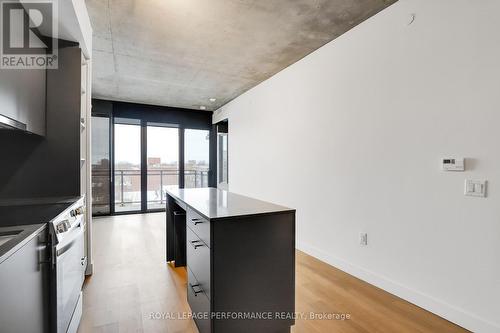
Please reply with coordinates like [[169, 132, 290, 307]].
[[148, 157, 161, 167]]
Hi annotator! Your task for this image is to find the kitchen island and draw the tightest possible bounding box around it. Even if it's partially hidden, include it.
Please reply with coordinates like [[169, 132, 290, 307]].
[[166, 187, 296, 333]]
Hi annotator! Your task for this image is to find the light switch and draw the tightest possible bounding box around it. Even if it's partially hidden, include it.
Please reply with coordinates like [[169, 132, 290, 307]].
[[465, 180, 487, 197]]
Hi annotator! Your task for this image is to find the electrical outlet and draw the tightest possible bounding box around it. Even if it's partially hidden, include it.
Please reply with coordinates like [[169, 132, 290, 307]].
[[359, 233, 368, 246]]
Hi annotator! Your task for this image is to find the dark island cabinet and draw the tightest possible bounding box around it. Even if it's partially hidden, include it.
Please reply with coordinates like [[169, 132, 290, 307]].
[[166, 188, 295, 333]]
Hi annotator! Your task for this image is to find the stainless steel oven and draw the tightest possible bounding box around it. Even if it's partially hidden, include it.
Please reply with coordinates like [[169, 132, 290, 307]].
[[50, 197, 86, 333]]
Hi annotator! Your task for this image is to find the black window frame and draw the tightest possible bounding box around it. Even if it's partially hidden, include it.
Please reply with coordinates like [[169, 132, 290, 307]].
[[91, 99, 216, 216]]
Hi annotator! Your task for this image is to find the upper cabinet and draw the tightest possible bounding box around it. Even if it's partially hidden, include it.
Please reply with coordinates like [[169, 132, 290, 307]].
[[0, 68, 46, 136], [0, 0, 92, 137]]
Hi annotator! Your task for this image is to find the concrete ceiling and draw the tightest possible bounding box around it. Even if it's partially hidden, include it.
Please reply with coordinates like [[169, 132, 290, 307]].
[[87, 0, 396, 111]]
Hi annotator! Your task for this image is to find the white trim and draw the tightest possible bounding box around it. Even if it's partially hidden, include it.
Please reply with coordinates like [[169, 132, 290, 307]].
[[297, 241, 500, 333], [84, 59, 93, 276], [212, 107, 229, 124]]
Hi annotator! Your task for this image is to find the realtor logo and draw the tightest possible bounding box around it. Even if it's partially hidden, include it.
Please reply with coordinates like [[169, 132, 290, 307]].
[[1, 0, 58, 69]]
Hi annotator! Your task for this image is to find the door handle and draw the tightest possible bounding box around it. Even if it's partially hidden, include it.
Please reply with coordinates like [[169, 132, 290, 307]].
[[191, 218, 204, 225], [56, 228, 84, 257], [190, 240, 204, 249], [190, 283, 203, 296]]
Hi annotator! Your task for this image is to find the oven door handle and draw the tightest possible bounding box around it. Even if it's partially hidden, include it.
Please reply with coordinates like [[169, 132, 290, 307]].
[[56, 225, 84, 257]]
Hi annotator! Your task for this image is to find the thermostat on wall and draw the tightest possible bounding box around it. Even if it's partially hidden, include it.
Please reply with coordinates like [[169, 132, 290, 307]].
[[441, 158, 465, 171]]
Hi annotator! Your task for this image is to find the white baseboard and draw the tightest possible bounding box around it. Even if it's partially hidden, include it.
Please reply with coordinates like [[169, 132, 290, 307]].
[[297, 241, 500, 333]]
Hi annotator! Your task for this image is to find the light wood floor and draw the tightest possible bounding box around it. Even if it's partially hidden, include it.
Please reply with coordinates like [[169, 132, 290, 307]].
[[79, 213, 468, 333]]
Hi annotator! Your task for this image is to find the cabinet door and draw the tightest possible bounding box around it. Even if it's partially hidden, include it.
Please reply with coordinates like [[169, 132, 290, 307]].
[[45, 46, 82, 195], [187, 268, 211, 333], [186, 226, 211, 299], [0, 229, 49, 333], [0, 68, 46, 135]]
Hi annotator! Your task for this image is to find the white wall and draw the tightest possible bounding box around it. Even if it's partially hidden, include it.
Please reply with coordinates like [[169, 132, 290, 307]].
[[213, 1, 500, 332]]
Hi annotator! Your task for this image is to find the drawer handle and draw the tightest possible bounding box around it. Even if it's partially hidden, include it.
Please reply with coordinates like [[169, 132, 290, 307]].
[[191, 218, 204, 225], [190, 240, 204, 249], [190, 283, 203, 296]]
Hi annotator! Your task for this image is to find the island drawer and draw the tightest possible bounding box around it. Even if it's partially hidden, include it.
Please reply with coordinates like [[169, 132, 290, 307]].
[[186, 226, 211, 299], [187, 267, 211, 333], [187, 207, 210, 247]]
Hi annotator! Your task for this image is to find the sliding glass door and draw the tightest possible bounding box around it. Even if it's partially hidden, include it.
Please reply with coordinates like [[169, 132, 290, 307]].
[[95, 116, 213, 215], [114, 122, 142, 213], [147, 125, 179, 210], [184, 129, 210, 188], [114, 123, 204, 212]]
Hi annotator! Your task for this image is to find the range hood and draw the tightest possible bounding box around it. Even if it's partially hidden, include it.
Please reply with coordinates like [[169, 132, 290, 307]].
[[0, 114, 27, 131]]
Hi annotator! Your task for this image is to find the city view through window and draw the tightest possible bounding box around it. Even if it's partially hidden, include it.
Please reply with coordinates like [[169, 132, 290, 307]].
[[146, 126, 179, 210], [184, 129, 210, 189], [113, 125, 210, 212], [91, 116, 111, 215], [114, 123, 141, 212]]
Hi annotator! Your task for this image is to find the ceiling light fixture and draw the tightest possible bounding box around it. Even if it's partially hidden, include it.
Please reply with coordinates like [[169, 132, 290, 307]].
[[199, 106, 207, 110], [209, 98, 217, 102]]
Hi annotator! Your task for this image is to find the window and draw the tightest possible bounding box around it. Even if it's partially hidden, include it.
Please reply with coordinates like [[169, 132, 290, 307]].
[[217, 121, 228, 190], [91, 116, 111, 215], [90, 100, 214, 215], [114, 122, 142, 212], [218, 133, 228, 189], [147, 125, 179, 210], [184, 129, 210, 188]]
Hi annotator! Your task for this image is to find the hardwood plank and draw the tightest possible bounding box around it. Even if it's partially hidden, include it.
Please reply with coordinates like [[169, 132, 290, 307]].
[[79, 213, 468, 333]]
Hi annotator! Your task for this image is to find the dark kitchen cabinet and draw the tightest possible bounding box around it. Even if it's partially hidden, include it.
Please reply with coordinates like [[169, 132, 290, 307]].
[[0, 226, 49, 333], [0, 45, 85, 200], [0, 68, 46, 136]]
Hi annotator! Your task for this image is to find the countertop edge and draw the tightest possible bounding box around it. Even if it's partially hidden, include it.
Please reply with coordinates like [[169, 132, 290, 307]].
[[166, 189, 295, 221], [0, 196, 81, 207], [0, 223, 46, 265], [210, 209, 296, 222]]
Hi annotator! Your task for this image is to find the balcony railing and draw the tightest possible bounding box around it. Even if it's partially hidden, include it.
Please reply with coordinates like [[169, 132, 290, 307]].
[[93, 169, 209, 212]]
